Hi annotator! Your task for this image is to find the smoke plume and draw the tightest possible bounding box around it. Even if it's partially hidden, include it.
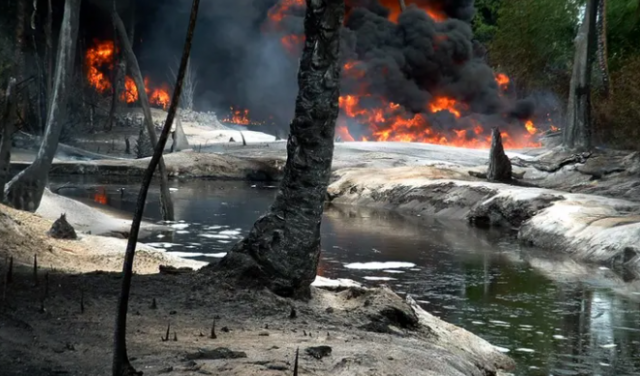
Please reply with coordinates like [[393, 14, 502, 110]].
[[133, 0, 553, 148]]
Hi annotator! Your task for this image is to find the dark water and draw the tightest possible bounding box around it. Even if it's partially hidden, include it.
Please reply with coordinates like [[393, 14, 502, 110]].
[[52, 177, 640, 376]]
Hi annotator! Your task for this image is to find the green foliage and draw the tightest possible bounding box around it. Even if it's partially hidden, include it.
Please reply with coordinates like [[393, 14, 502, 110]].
[[472, 0, 503, 44], [606, 0, 640, 70], [488, 0, 582, 96]]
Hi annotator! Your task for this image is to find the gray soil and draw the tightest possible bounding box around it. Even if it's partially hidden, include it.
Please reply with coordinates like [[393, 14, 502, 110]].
[[0, 266, 514, 376]]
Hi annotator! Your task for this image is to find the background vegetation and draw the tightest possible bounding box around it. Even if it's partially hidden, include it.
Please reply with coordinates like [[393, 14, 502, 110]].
[[475, 0, 640, 149]]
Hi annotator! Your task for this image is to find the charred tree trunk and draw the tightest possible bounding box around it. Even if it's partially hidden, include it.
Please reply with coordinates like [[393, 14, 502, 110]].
[[4, 0, 81, 211], [214, 0, 345, 298], [0, 78, 17, 203], [111, 1, 200, 374], [563, 0, 598, 151], [486, 127, 512, 182], [45, 0, 53, 99], [112, 11, 175, 221], [596, 0, 610, 97], [399, 0, 406, 12]]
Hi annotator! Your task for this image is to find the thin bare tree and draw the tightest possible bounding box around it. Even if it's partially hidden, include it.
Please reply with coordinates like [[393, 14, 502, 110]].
[[596, 0, 610, 97], [169, 56, 197, 111], [112, 11, 175, 221], [111, 0, 200, 374], [4, 0, 81, 211]]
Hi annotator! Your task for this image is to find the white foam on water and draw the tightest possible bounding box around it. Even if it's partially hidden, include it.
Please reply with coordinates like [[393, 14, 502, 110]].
[[494, 346, 510, 353], [344, 261, 416, 270], [169, 188, 179, 192], [156, 234, 165, 239], [490, 320, 509, 325], [600, 343, 617, 349], [471, 321, 485, 325], [383, 270, 405, 274], [189, 242, 202, 246], [552, 335, 567, 340], [168, 251, 205, 258], [363, 276, 396, 281], [217, 240, 231, 244], [218, 229, 241, 236], [198, 233, 232, 239], [209, 252, 228, 258], [171, 223, 190, 229], [515, 348, 535, 353], [145, 242, 181, 248], [205, 225, 228, 230], [176, 230, 190, 234]]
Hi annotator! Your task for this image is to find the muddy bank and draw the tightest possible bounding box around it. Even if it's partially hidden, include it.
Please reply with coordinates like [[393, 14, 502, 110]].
[[10, 149, 284, 181], [0, 266, 514, 376], [327, 165, 640, 272]]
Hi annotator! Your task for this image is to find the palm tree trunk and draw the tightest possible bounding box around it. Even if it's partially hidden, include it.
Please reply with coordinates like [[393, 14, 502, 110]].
[[214, 0, 345, 298]]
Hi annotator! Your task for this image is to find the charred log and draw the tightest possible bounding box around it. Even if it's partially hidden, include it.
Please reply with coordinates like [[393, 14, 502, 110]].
[[487, 128, 512, 182], [211, 0, 345, 298]]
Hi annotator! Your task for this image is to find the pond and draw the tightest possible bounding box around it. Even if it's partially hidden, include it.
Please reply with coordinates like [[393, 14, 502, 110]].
[[51, 176, 640, 376]]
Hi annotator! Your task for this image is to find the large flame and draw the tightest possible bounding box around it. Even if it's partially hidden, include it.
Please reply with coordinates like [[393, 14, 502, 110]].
[[85, 40, 171, 110], [265, 2, 550, 149]]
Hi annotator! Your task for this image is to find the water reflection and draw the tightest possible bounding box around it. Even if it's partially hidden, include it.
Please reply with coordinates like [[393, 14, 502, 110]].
[[50, 178, 640, 376]]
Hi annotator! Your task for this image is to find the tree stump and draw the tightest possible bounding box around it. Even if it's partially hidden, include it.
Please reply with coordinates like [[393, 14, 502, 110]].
[[48, 213, 78, 239], [487, 127, 512, 182]]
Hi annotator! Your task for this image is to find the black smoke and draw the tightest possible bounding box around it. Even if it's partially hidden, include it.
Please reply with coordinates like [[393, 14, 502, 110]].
[[135, 0, 539, 141]]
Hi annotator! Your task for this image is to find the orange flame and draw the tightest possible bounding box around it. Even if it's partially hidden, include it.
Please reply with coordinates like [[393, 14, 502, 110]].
[[222, 107, 252, 125], [263, 3, 546, 150], [85, 40, 171, 110]]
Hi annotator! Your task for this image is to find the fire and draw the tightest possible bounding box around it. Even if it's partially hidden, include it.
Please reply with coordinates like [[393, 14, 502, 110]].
[[94, 187, 108, 205], [524, 120, 537, 135], [85, 40, 171, 110], [495, 73, 510, 90], [222, 106, 252, 125], [268, 0, 305, 24], [263, 1, 548, 150], [429, 97, 462, 118], [379, 0, 447, 23], [281, 34, 305, 55]]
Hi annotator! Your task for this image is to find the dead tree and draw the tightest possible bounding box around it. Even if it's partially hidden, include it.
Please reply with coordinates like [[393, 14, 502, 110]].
[[111, 1, 200, 375], [564, 0, 598, 151], [486, 127, 512, 182], [596, 0, 610, 97], [0, 78, 17, 202], [4, 0, 81, 211], [214, 0, 345, 298], [398, 0, 406, 12], [112, 11, 175, 221]]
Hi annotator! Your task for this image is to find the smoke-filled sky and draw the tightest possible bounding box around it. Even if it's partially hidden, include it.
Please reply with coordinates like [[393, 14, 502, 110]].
[[129, 0, 552, 147]]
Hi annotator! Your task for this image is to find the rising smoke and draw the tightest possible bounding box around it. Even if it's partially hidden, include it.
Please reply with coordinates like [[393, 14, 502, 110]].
[[137, 0, 548, 146]]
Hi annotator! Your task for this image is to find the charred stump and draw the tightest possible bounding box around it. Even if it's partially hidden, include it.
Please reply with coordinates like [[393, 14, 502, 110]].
[[212, 0, 345, 298], [487, 128, 512, 182], [48, 213, 77, 240]]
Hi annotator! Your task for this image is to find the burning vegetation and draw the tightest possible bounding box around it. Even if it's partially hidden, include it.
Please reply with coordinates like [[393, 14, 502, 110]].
[[254, 0, 553, 149], [85, 40, 171, 109]]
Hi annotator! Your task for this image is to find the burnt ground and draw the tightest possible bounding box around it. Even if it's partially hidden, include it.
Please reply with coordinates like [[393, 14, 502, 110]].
[[0, 266, 514, 376]]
